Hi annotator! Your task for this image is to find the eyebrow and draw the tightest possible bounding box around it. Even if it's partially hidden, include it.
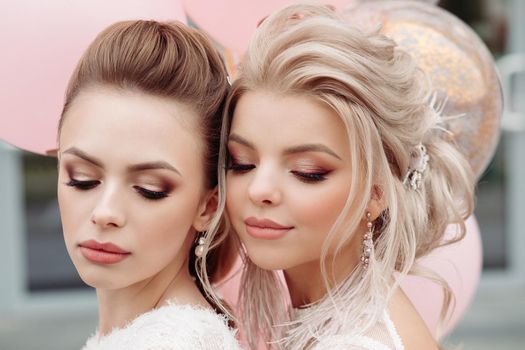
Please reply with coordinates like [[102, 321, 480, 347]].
[[283, 144, 342, 160], [128, 162, 181, 176], [228, 134, 255, 149], [62, 147, 103, 168], [228, 133, 342, 160], [62, 147, 181, 175]]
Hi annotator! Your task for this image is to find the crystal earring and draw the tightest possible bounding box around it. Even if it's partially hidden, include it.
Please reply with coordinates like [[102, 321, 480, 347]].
[[361, 212, 374, 269], [194, 232, 206, 257]]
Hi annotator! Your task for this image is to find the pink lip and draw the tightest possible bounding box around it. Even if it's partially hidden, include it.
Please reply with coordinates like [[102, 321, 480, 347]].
[[244, 217, 293, 240], [78, 240, 131, 265]]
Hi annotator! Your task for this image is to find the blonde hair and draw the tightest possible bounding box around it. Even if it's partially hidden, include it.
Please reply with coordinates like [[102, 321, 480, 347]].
[[205, 4, 474, 349], [59, 20, 236, 305]]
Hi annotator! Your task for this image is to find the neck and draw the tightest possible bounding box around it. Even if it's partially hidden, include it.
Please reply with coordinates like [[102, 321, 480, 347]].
[[284, 231, 363, 308], [96, 257, 208, 336]]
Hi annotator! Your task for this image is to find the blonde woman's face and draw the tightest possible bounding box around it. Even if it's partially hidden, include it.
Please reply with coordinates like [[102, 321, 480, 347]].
[[58, 87, 211, 289], [226, 91, 356, 271]]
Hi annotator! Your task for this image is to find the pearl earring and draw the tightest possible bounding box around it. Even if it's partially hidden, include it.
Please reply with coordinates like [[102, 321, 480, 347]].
[[361, 212, 374, 269], [194, 232, 206, 257]]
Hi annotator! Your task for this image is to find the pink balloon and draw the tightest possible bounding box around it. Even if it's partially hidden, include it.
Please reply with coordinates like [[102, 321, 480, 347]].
[[0, 0, 186, 155], [401, 215, 482, 338], [182, 0, 359, 55], [219, 215, 482, 341]]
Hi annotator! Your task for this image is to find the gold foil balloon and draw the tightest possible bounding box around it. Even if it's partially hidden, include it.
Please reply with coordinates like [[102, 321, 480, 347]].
[[344, 1, 502, 179]]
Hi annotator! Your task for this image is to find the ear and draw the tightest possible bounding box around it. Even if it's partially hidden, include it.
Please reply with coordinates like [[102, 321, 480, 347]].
[[46, 148, 58, 157], [367, 184, 387, 221], [192, 188, 218, 232]]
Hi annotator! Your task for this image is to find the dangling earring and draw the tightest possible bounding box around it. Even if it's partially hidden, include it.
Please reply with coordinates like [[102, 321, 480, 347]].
[[194, 232, 206, 257], [361, 212, 374, 269]]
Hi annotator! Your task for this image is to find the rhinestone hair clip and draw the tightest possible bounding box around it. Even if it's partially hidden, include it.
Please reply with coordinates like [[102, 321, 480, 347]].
[[403, 143, 429, 191]]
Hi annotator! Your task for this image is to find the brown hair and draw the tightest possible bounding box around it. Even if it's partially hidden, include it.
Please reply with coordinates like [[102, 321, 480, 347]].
[[59, 20, 234, 301], [60, 20, 229, 188]]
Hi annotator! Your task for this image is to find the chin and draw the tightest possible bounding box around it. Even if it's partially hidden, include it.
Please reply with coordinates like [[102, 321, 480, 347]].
[[79, 269, 132, 290], [71, 259, 128, 290], [245, 246, 299, 271], [76, 266, 110, 288]]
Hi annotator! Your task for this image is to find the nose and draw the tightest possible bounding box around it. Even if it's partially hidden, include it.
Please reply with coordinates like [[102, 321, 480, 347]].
[[247, 165, 282, 206], [91, 184, 126, 229]]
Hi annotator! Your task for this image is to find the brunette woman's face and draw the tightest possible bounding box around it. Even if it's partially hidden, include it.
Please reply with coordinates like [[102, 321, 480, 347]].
[[226, 91, 358, 271], [58, 86, 213, 289]]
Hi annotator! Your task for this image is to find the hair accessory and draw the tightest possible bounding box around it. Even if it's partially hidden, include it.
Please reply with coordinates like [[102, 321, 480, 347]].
[[361, 212, 374, 269], [403, 142, 429, 190], [194, 232, 206, 257]]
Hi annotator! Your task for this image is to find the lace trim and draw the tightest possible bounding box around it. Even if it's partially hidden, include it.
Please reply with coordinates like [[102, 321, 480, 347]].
[[313, 335, 392, 350], [382, 311, 404, 350], [291, 307, 405, 350]]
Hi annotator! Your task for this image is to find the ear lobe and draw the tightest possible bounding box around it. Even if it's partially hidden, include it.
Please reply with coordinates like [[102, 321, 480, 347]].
[[192, 188, 219, 232], [368, 185, 387, 220]]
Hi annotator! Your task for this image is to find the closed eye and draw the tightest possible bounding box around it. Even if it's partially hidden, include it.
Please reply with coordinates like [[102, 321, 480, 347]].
[[291, 170, 330, 183], [227, 162, 255, 173], [133, 186, 169, 200], [66, 178, 100, 190]]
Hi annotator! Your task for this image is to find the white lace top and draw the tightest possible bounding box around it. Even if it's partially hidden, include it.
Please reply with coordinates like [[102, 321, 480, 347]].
[[293, 309, 404, 350], [82, 303, 241, 350]]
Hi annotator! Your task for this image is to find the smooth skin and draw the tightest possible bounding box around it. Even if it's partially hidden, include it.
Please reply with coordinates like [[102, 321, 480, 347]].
[[226, 91, 438, 349], [58, 86, 216, 335]]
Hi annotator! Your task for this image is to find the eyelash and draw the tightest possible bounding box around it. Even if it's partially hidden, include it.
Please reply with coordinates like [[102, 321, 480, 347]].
[[227, 161, 329, 183], [132, 186, 169, 200], [66, 178, 169, 200], [66, 178, 99, 190], [227, 162, 255, 173], [291, 170, 329, 183]]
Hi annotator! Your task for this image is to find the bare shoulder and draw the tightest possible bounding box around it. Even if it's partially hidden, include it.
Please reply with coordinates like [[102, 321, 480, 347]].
[[388, 286, 440, 350]]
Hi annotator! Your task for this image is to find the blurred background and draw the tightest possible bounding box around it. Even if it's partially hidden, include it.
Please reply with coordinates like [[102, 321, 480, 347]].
[[0, 0, 524, 349]]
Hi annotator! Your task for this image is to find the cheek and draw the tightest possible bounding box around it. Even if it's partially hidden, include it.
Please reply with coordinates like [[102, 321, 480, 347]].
[[57, 185, 92, 241], [292, 180, 350, 238], [225, 176, 245, 219], [132, 194, 199, 255]]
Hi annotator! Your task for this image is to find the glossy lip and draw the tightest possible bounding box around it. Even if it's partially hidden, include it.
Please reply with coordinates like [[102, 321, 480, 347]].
[[244, 217, 294, 240], [78, 239, 131, 265]]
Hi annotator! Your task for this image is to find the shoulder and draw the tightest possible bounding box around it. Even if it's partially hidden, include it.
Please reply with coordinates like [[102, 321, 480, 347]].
[[388, 287, 439, 350], [82, 303, 240, 350]]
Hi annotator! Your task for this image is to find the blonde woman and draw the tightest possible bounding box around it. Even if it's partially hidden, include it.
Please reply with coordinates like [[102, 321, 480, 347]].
[[57, 20, 240, 349], [201, 4, 474, 350]]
